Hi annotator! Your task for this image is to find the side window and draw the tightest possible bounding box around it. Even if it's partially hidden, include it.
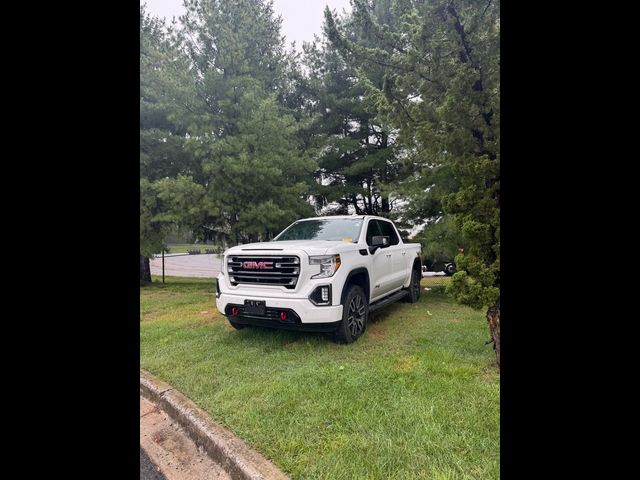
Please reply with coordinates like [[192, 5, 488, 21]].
[[378, 220, 400, 245], [365, 220, 383, 246]]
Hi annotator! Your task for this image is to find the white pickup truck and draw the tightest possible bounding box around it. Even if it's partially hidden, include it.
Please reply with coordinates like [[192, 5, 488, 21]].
[[216, 215, 422, 343]]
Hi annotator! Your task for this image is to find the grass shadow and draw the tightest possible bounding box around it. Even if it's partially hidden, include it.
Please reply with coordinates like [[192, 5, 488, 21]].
[[143, 277, 216, 292], [369, 302, 404, 324], [222, 323, 334, 347]]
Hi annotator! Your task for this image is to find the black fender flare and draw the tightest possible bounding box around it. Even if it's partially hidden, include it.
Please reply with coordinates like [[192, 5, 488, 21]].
[[406, 257, 422, 286], [412, 257, 422, 271], [340, 267, 370, 305]]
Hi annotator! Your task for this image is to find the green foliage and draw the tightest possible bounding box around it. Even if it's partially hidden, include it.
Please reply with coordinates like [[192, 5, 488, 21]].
[[325, 0, 500, 311], [296, 3, 411, 215], [415, 215, 464, 265], [140, 1, 317, 250], [428, 284, 447, 294], [140, 178, 164, 258], [140, 7, 201, 257]]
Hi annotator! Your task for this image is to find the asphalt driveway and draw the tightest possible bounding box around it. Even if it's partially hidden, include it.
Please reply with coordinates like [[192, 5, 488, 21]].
[[150, 253, 449, 280], [150, 254, 222, 278]]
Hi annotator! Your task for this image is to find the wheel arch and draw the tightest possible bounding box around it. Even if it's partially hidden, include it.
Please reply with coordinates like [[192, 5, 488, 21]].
[[340, 267, 370, 304], [412, 257, 422, 272], [403, 257, 423, 288]]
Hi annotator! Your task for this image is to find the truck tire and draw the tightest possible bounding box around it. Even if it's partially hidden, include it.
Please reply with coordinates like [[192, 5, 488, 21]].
[[444, 263, 456, 276], [228, 320, 246, 330], [333, 284, 368, 344], [403, 268, 421, 303]]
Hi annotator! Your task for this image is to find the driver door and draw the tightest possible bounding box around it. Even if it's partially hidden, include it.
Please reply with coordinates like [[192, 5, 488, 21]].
[[365, 219, 393, 301]]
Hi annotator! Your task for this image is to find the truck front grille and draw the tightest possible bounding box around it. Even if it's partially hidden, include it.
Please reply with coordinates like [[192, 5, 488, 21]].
[[227, 255, 300, 289]]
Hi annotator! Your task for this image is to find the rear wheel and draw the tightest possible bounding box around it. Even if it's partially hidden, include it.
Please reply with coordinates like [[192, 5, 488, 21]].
[[333, 285, 368, 344], [444, 263, 456, 276], [403, 268, 421, 303]]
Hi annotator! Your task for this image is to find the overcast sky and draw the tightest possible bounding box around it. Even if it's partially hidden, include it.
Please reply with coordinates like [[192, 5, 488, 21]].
[[141, 0, 352, 50]]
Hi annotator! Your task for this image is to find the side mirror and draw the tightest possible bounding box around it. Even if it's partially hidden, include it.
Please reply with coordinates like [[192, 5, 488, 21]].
[[369, 236, 390, 254], [372, 236, 390, 247]]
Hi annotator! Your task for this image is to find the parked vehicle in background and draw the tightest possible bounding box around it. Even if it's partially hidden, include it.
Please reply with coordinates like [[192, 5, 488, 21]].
[[216, 215, 422, 343], [422, 255, 457, 276], [414, 215, 463, 277]]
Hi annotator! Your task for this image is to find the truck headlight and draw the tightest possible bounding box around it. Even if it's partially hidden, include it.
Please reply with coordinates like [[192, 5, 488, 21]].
[[309, 254, 341, 279]]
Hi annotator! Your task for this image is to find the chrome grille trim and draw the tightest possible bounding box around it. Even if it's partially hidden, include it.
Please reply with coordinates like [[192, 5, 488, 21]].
[[228, 255, 300, 289]]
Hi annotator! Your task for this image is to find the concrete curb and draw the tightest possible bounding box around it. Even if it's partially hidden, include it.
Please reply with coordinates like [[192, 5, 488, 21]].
[[141, 369, 289, 480]]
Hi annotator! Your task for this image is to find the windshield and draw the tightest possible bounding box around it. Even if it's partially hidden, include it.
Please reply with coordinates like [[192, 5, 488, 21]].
[[274, 218, 364, 242]]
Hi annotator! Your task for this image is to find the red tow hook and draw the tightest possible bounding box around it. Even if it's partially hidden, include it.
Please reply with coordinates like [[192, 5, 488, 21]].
[[280, 311, 287, 322], [231, 306, 239, 317]]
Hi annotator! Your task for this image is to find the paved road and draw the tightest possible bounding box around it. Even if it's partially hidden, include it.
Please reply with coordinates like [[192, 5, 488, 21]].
[[422, 271, 447, 277], [150, 254, 449, 279], [150, 254, 223, 278], [141, 447, 167, 480]]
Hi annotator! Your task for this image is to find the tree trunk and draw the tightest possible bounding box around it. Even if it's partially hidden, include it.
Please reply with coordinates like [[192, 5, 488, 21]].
[[140, 254, 151, 283], [486, 298, 500, 368], [381, 196, 390, 213]]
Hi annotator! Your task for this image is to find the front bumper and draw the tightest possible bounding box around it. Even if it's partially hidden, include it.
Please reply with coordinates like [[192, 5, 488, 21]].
[[223, 303, 341, 332], [216, 291, 343, 327]]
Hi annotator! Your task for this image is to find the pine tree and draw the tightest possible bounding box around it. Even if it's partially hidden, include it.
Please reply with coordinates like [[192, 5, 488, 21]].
[[326, 0, 501, 365], [297, 2, 408, 216], [170, 0, 316, 243]]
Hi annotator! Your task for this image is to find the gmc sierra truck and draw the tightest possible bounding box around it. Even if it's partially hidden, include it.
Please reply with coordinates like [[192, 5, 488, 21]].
[[215, 215, 422, 343]]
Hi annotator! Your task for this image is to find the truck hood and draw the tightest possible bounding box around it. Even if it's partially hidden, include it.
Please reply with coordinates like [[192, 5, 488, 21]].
[[226, 240, 354, 256]]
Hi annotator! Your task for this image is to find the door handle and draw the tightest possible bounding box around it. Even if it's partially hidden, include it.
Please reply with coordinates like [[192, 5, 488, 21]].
[[386, 253, 392, 257], [402, 251, 406, 256]]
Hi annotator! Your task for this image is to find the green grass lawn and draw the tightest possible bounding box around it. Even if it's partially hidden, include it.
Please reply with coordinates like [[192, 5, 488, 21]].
[[421, 276, 451, 289], [141, 276, 499, 479]]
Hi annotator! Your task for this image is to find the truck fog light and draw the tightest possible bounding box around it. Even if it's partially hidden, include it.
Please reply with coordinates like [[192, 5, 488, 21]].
[[309, 285, 332, 306]]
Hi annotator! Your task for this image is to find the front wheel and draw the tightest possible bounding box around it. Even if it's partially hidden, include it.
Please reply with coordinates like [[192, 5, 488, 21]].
[[403, 268, 421, 303], [333, 285, 368, 344]]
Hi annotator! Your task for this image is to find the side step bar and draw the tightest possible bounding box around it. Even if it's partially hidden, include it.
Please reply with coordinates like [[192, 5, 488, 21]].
[[369, 289, 408, 314]]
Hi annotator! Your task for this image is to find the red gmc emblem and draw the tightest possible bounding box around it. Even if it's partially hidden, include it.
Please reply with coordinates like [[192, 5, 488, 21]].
[[243, 261, 274, 269]]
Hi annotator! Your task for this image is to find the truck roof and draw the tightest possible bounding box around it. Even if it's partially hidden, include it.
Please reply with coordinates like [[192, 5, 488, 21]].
[[298, 215, 391, 221]]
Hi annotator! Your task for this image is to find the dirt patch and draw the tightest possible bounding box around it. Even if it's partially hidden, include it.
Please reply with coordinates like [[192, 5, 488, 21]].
[[394, 355, 419, 373], [200, 314, 223, 324], [141, 397, 231, 479], [367, 328, 386, 341], [480, 365, 499, 384], [151, 429, 169, 444], [140, 312, 163, 323]]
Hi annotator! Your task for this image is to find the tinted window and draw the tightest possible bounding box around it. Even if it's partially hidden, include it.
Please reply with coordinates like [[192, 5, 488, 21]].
[[365, 220, 383, 246], [274, 218, 363, 242], [378, 220, 400, 245]]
